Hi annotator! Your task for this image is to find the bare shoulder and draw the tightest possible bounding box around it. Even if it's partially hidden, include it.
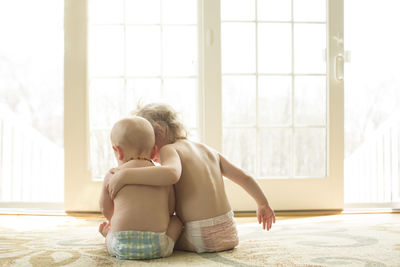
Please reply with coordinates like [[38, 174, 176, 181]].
[[160, 143, 178, 152], [103, 171, 113, 184], [172, 139, 219, 161]]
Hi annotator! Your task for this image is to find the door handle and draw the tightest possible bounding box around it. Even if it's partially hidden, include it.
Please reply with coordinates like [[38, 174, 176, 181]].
[[335, 53, 344, 82]]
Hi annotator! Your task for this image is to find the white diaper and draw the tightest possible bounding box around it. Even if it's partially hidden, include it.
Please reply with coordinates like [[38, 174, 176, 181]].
[[182, 211, 239, 253]]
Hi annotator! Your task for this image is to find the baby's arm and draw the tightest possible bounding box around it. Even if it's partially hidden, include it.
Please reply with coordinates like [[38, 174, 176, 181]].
[[219, 153, 276, 230], [99, 172, 114, 221], [108, 144, 182, 199]]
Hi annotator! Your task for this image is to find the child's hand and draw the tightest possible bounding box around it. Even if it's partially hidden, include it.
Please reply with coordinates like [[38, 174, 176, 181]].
[[99, 221, 111, 237], [257, 203, 276, 231], [107, 169, 125, 200], [109, 167, 120, 174]]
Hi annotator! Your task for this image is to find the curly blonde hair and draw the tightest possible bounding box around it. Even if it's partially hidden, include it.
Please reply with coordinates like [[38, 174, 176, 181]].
[[131, 103, 187, 143]]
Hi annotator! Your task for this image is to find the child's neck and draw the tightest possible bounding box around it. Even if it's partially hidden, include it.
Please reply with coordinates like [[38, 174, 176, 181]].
[[118, 153, 152, 166], [156, 136, 172, 149]]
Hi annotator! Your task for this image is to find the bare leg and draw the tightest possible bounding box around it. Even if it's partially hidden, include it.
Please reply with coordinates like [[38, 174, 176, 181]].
[[166, 215, 183, 242], [99, 221, 114, 256], [174, 231, 197, 252]]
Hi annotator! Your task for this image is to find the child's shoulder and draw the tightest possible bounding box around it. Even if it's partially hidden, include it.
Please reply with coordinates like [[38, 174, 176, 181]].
[[172, 139, 220, 160]]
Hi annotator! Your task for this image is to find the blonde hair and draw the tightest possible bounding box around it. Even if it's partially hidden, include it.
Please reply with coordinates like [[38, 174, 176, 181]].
[[131, 103, 187, 143], [110, 116, 155, 155]]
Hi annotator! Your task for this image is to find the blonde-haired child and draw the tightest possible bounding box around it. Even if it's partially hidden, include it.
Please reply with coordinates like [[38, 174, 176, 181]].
[[99, 116, 182, 259], [108, 103, 275, 253]]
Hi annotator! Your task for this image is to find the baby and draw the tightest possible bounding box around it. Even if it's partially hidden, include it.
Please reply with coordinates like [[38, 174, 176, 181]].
[[99, 116, 182, 259], [108, 103, 275, 253]]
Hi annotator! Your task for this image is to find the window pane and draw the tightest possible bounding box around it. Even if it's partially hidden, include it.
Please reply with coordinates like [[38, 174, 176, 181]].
[[89, 26, 124, 77], [257, 0, 291, 21], [126, 79, 162, 111], [222, 23, 256, 74], [260, 128, 292, 177], [125, 0, 160, 24], [221, 0, 255, 21], [89, 78, 125, 130], [345, 0, 400, 203], [163, 78, 198, 129], [163, 26, 197, 76], [223, 128, 257, 174], [88, 1, 198, 179], [90, 129, 116, 179], [89, 0, 123, 24], [258, 23, 291, 73], [294, 128, 326, 177], [258, 76, 292, 126], [294, 76, 326, 126], [223, 76, 256, 126], [162, 0, 197, 24], [126, 26, 161, 76], [0, 0, 64, 203], [293, 0, 326, 22], [294, 24, 326, 74]]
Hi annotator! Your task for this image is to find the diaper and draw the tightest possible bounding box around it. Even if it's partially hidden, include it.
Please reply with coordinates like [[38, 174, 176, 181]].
[[106, 230, 174, 260], [183, 211, 239, 253]]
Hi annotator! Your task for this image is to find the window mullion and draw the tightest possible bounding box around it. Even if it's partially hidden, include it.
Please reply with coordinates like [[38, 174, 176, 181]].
[[200, 0, 222, 152]]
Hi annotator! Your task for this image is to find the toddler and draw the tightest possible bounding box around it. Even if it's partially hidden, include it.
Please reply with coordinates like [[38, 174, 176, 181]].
[[99, 116, 182, 259], [108, 103, 275, 253]]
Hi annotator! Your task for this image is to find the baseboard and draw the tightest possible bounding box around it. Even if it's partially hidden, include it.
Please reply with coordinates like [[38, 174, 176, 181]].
[[1, 208, 399, 217], [234, 208, 400, 217]]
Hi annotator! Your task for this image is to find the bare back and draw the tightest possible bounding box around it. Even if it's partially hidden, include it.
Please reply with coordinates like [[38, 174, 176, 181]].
[[171, 139, 231, 222], [110, 161, 172, 233]]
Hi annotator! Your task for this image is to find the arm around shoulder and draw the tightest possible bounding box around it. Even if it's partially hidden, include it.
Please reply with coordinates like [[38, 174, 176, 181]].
[[158, 144, 182, 184], [109, 144, 182, 194]]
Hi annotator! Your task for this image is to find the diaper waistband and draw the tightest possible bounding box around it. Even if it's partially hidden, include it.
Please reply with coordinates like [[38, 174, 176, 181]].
[[185, 211, 234, 229]]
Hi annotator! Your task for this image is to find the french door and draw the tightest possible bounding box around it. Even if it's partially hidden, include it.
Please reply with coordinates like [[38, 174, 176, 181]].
[[64, 0, 344, 212], [220, 0, 344, 211]]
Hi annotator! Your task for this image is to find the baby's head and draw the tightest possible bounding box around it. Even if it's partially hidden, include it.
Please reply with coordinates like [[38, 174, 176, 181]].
[[110, 116, 155, 163], [131, 103, 187, 147]]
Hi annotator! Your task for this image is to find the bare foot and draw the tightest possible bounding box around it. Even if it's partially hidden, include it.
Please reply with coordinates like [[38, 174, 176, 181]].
[[99, 221, 110, 237]]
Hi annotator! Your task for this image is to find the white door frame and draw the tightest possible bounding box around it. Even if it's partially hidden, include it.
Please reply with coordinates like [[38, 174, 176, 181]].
[[65, 0, 102, 212]]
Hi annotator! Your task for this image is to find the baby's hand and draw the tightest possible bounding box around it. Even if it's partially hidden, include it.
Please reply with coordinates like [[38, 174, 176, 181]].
[[257, 203, 276, 231], [99, 221, 110, 237], [109, 167, 119, 174]]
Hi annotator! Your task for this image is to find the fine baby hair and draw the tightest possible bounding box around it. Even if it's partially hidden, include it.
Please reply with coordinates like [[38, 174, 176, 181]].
[[110, 116, 155, 155], [131, 103, 187, 143]]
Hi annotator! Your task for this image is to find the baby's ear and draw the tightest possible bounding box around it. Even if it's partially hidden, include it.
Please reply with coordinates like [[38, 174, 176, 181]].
[[153, 124, 166, 139], [114, 145, 124, 160]]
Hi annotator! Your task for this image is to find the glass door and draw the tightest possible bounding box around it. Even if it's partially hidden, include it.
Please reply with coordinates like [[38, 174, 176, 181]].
[[0, 0, 64, 208], [64, 0, 199, 211], [221, 0, 344, 211], [64, 0, 344, 212], [344, 0, 400, 209]]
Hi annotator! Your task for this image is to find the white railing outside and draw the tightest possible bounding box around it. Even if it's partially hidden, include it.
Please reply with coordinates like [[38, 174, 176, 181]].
[[0, 104, 64, 203], [344, 110, 400, 204]]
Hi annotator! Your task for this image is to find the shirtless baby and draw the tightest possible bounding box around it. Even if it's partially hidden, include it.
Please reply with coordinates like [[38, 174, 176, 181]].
[[98, 117, 182, 260]]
